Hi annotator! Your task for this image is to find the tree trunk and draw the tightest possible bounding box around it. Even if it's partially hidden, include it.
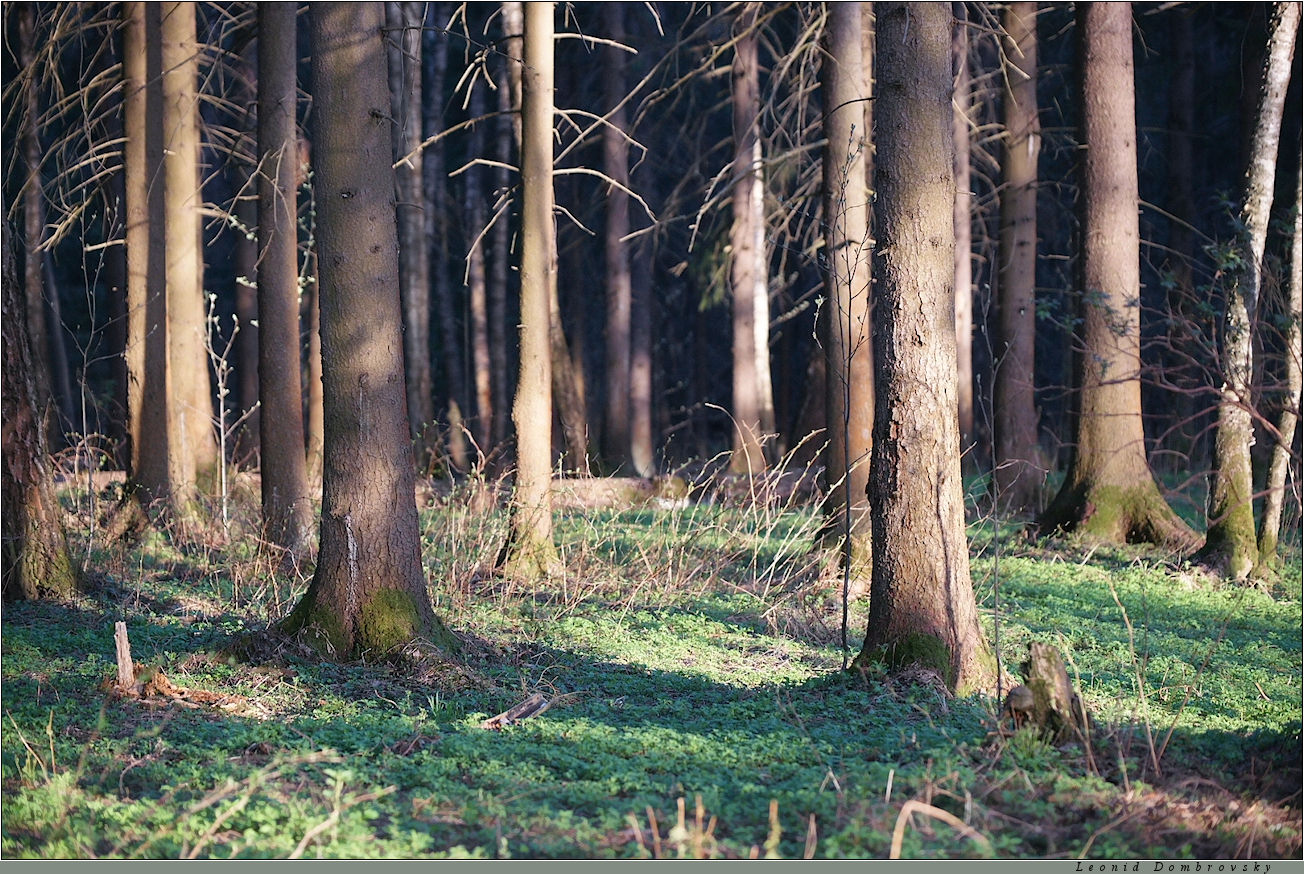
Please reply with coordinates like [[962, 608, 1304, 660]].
[[1258, 151, 1303, 567], [851, 1, 994, 696], [420, 5, 469, 473], [257, 2, 313, 561], [630, 239, 655, 477], [818, 0, 873, 581], [304, 248, 325, 483], [1200, 1, 1299, 580], [496, 0, 561, 580], [550, 279, 590, 474], [952, 4, 975, 466], [729, 2, 771, 474], [161, 1, 218, 491], [122, 1, 190, 526], [1037, 3, 1199, 552], [388, 3, 435, 456], [991, 0, 1046, 515], [280, 1, 458, 660], [2, 228, 81, 601], [490, 9, 519, 452], [465, 80, 493, 456], [601, 1, 633, 472], [233, 165, 260, 467]]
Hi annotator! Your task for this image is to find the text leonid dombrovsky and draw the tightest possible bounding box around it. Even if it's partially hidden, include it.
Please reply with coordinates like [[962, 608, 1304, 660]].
[[1075, 864, 1272, 873]]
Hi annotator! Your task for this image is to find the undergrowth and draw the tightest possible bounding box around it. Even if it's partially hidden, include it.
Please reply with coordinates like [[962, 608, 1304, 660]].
[[2, 471, 1300, 859]]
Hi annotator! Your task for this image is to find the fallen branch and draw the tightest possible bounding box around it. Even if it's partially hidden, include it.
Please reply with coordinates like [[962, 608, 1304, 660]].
[[480, 693, 551, 730]]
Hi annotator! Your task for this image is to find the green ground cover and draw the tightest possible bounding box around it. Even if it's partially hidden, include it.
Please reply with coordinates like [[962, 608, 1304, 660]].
[[2, 482, 1300, 859]]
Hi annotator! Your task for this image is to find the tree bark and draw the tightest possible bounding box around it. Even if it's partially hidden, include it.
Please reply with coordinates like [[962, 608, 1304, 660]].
[[496, 0, 561, 580], [851, 1, 994, 696], [818, 0, 874, 580], [729, 2, 771, 474], [1258, 151, 1303, 567], [601, 1, 633, 472], [1200, 1, 1299, 579], [991, 0, 1046, 515], [630, 239, 656, 477], [2, 228, 81, 601], [388, 3, 436, 457], [281, 1, 458, 660], [465, 79, 493, 456], [257, 2, 313, 560], [490, 5, 520, 452], [952, 4, 975, 466], [1037, 3, 1199, 552], [161, 1, 218, 490]]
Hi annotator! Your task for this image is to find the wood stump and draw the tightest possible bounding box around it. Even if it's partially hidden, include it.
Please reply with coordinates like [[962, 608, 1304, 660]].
[[1010, 642, 1090, 744]]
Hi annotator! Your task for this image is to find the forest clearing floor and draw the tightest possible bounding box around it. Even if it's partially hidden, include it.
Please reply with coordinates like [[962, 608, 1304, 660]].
[[2, 474, 1301, 859]]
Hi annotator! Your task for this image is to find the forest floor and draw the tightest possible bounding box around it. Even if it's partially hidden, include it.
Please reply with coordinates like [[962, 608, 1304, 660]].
[[2, 472, 1301, 859]]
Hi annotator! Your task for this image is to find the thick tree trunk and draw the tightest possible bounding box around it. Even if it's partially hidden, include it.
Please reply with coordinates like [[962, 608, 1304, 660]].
[[729, 2, 771, 474], [257, 2, 313, 561], [281, 1, 457, 660], [496, 1, 561, 580], [1200, 1, 1299, 580], [2, 229, 80, 601], [852, 1, 994, 696], [991, 0, 1046, 515], [818, 0, 873, 580], [1258, 153, 1303, 566], [161, 1, 218, 491], [1037, 3, 1199, 553], [952, 6, 975, 466], [601, 1, 633, 472]]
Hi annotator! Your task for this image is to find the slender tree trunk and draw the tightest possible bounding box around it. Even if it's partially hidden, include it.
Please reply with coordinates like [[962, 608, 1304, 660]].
[[2, 228, 80, 601], [602, 1, 633, 472], [991, 0, 1046, 515], [1258, 152, 1303, 566], [496, 0, 561, 580], [161, 1, 218, 491], [234, 168, 260, 466], [388, 3, 435, 455], [257, 2, 313, 560], [490, 9, 519, 451], [304, 247, 325, 483], [122, 1, 187, 524], [729, 2, 770, 474], [852, 1, 994, 696], [953, 4, 975, 464], [630, 240, 655, 477], [420, 6, 469, 473], [1200, 1, 1299, 579], [818, 0, 873, 580], [465, 81, 493, 456], [281, 1, 457, 660], [1037, 3, 1199, 552]]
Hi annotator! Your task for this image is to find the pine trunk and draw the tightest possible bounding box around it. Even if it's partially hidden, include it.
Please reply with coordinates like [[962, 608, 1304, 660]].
[[281, 1, 458, 659], [992, 0, 1046, 515], [1037, 3, 1199, 553], [852, 1, 994, 695], [601, 1, 633, 472]]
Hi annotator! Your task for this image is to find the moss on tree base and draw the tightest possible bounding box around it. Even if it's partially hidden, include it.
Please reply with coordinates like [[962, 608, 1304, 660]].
[[1037, 481, 1200, 553], [277, 585, 460, 662]]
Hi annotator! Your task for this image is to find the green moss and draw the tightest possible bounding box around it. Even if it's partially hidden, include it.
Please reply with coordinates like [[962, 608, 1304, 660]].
[[356, 588, 422, 657], [853, 632, 954, 687]]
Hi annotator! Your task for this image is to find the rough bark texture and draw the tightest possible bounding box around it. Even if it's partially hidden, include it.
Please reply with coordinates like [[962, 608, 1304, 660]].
[[851, 1, 994, 696], [496, 0, 561, 580], [601, 1, 633, 472], [952, 6, 974, 464], [1200, 1, 1299, 580], [1258, 152, 1302, 566], [1037, 3, 1199, 553], [817, 0, 873, 580], [2, 229, 80, 602], [281, 1, 457, 660], [256, 2, 313, 559], [992, 0, 1046, 515], [728, 2, 770, 474], [161, 1, 218, 489]]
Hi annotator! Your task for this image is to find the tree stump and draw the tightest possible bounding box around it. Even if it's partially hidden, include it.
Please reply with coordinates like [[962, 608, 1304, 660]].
[[1017, 642, 1090, 744]]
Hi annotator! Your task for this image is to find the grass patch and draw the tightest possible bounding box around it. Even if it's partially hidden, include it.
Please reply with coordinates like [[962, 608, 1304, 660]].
[[2, 478, 1300, 859]]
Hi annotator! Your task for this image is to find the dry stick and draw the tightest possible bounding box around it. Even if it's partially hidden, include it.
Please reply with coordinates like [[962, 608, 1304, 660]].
[[1105, 579, 1162, 778], [114, 621, 134, 690], [888, 799, 992, 859]]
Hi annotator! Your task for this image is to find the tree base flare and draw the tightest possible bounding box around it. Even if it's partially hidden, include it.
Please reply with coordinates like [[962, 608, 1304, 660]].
[[1037, 481, 1200, 553]]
